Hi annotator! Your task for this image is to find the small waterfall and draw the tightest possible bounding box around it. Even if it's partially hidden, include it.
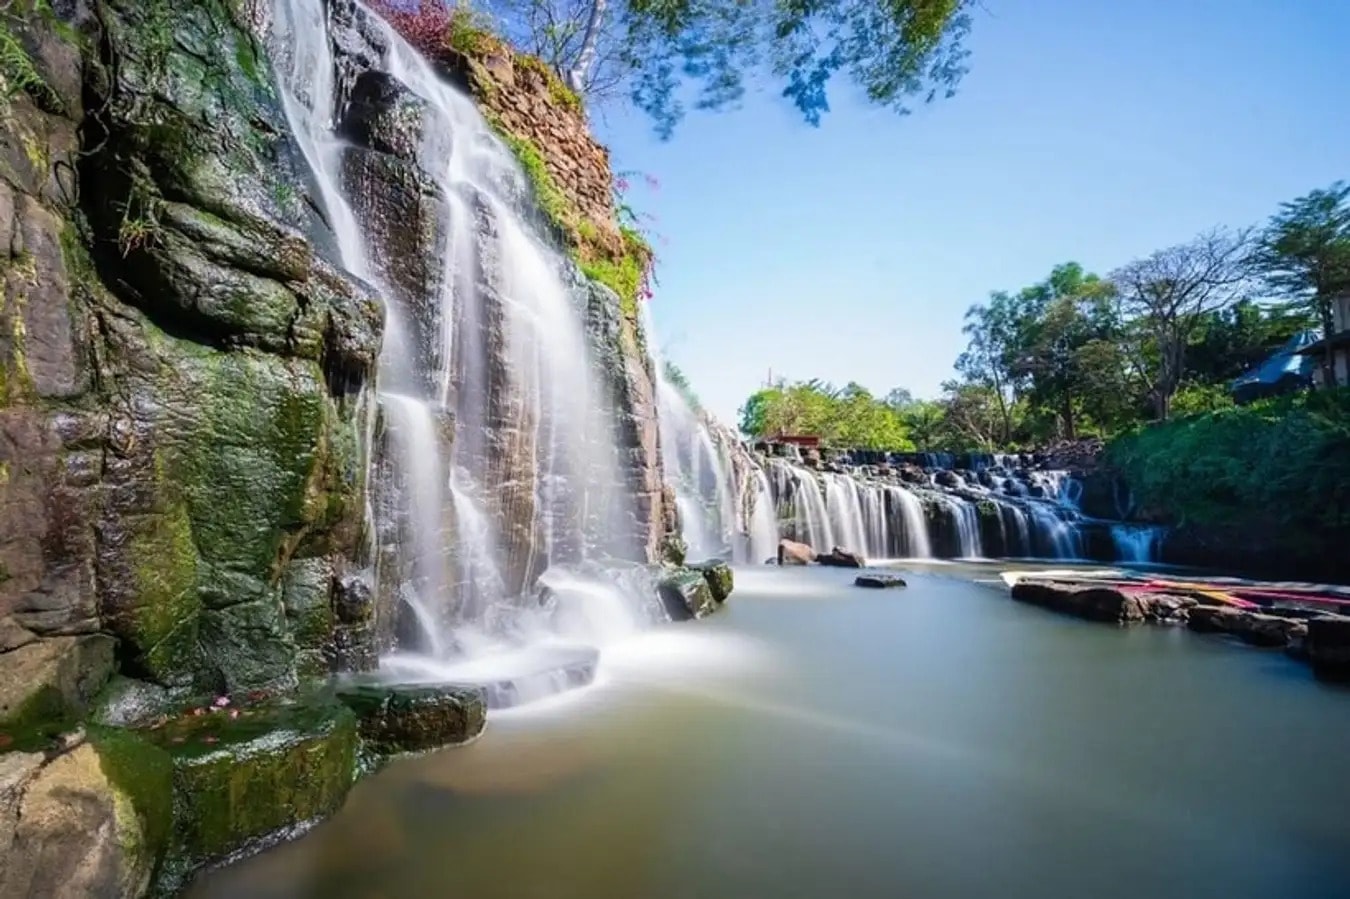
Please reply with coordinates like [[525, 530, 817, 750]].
[[822, 474, 867, 556], [771, 461, 835, 549], [943, 496, 983, 558], [745, 467, 780, 563], [885, 486, 931, 558], [1112, 524, 1162, 563]]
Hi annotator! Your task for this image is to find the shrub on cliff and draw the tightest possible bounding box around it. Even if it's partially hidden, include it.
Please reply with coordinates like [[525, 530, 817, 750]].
[[1105, 388, 1350, 534]]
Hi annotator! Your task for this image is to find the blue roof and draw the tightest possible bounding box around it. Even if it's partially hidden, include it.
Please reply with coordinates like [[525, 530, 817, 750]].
[[1229, 330, 1318, 396]]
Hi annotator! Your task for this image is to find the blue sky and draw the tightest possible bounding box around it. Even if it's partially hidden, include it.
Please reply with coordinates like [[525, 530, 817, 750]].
[[591, 0, 1350, 426]]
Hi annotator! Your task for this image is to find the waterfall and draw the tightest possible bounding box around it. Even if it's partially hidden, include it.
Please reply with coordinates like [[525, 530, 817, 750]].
[[885, 486, 931, 558], [269, 0, 668, 683], [823, 474, 867, 555]]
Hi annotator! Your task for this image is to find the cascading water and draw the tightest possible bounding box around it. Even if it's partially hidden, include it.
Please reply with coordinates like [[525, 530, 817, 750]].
[[1112, 523, 1163, 564], [269, 0, 669, 693]]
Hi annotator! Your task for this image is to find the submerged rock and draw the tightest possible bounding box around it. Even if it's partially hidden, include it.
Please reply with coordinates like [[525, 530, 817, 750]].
[[855, 575, 907, 589], [777, 539, 816, 566], [689, 559, 734, 603], [658, 569, 717, 620], [817, 547, 866, 569], [336, 682, 487, 756]]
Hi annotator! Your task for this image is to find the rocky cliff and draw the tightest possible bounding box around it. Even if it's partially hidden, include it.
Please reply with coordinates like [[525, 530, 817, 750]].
[[0, 0, 678, 894]]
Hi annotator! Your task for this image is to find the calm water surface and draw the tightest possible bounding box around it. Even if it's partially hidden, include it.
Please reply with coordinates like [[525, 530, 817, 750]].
[[191, 563, 1350, 899]]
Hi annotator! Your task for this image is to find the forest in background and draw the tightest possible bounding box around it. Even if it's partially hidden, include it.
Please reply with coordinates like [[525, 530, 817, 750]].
[[737, 181, 1350, 452]]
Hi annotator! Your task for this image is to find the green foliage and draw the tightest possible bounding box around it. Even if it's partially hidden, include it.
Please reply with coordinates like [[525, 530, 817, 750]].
[[738, 379, 914, 450], [515, 53, 582, 113], [0, 0, 73, 114], [1106, 389, 1350, 533], [663, 360, 700, 409], [623, 0, 974, 139], [1249, 181, 1350, 385]]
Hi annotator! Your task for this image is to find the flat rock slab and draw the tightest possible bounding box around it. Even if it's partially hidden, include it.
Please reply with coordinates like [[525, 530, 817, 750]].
[[383, 645, 600, 710], [855, 575, 907, 589], [336, 681, 487, 754]]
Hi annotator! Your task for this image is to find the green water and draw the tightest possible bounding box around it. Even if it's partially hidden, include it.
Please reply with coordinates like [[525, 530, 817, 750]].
[[190, 562, 1350, 899]]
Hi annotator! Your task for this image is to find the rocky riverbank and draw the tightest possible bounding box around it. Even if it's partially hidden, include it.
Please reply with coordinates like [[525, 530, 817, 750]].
[[1008, 576, 1350, 684]]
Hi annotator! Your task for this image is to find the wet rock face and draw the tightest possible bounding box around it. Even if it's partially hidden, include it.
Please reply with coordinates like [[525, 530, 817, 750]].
[[2, 0, 382, 712]]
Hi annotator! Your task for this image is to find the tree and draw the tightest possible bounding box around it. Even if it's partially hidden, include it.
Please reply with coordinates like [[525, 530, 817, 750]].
[[736, 379, 912, 448], [470, 0, 976, 136], [935, 380, 1005, 449], [1249, 181, 1350, 387], [1005, 263, 1117, 440], [955, 293, 1020, 444], [899, 400, 945, 451], [490, 0, 631, 100], [1110, 227, 1253, 420]]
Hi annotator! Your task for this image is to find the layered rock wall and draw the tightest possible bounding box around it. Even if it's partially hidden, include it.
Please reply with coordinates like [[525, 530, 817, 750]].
[[1, 0, 381, 728]]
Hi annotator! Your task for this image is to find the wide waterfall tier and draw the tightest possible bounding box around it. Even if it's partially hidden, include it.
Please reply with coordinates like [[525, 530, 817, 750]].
[[267, 0, 673, 674], [652, 405, 1166, 565]]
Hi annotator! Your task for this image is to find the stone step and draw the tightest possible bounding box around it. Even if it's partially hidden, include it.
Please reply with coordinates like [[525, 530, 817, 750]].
[[378, 643, 600, 709]]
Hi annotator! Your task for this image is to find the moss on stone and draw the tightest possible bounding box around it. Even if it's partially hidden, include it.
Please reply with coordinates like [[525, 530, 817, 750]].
[[148, 692, 358, 878], [689, 559, 734, 603], [88, 724, 175, 884], [487, 123, 653, 316], [335, 681, 487, 758], [128, 452, 203, 679]]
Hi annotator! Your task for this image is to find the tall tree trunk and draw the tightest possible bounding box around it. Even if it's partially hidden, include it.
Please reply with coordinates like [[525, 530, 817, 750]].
[[564, 0, 606, 95], [1061, 396, 1076, 440], [1320, 297, 1337, 388]]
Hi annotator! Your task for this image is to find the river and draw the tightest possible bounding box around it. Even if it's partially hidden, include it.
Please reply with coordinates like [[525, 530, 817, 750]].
[[190, 562, 1350, 899]]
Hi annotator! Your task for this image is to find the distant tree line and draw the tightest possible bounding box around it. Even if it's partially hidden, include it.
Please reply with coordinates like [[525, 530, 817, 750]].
[[738, 181, 1350, 451]]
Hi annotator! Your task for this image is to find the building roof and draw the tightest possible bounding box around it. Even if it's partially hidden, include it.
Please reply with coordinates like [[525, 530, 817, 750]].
[[1229, 330, 1318, 400]]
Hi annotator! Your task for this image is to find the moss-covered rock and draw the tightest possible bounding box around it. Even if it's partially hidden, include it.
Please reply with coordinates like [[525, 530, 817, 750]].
[[657, 568, 717, 621], [145, 693, 358, 892], [336, 681, 487, 758], [688, 559, 734, 603], [88, 725, 175, 895]]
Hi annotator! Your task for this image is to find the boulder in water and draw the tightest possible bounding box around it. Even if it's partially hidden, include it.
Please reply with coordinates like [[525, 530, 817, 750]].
[[1186, 605, 1305, 648], [658, 569, 717, 620], [689, 559, 734, 603], [777, 540, 817, 566], [817, 547, 865, 568], [1010, 580, 1145, 624], [855, 575, 907, 589], [336, 682, 487, 756], [1306, 616, 1350, 682]]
